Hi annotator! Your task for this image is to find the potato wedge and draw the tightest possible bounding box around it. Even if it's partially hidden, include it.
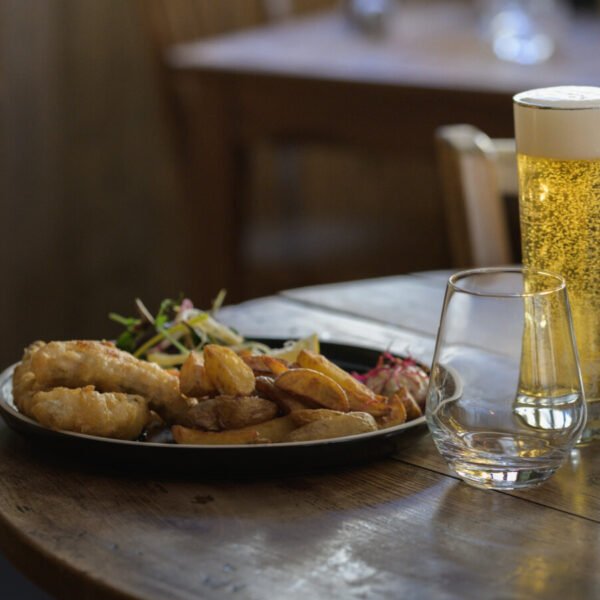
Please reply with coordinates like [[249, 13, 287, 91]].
[[253, 415, 297, 442], [377, 391, 408, 429], [241, 354, 289, 377], [275, 368, 349, 412], [180, 352, 216, 398], [255, 376, 314, 413], [172, 424, 260, 445], [203, 344, 255, 396], [217, 396, 278, 429], [181, 398, 220, 431], [285, 412, 377, 442], [393, 389, 422, 421], [172, 415, 296, 445], [290, 408, 345, 426], [296, 349, 388, 416], [253, 415, 296, 443]]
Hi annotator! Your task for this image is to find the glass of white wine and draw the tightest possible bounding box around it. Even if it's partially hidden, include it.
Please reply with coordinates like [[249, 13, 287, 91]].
[[426, 267, 586, 490]]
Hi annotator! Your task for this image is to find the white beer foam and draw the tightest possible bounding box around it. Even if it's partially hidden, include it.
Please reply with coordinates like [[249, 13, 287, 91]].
[[514, 86, 600, 159]]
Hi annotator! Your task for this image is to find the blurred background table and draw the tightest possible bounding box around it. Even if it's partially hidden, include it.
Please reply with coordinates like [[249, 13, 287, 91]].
[[166, 1, 600, 302], [2, 269, 600, 599]]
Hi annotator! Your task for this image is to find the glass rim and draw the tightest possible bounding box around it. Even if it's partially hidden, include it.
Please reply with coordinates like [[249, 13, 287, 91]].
[[513, 101, 600, 112], [513, 87, 600, 111], [448, 267, 566, 298]]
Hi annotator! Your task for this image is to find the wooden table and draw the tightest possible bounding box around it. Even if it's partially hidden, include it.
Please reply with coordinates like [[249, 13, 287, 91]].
[[1, 270, 600, 599], [166, 2, 600, 301]]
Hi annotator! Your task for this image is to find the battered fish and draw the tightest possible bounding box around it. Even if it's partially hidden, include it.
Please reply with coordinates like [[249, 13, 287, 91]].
[[12, 341, 46, 415], [30, 386, 149, 440], [28, 340, 190, 423]]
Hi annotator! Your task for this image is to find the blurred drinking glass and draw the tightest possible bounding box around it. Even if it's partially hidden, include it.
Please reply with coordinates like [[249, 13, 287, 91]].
[[426, 268, 586, 490], [478, 0, 568, 64], [344, 0, 393, 36], [514, 86, 600, 444]]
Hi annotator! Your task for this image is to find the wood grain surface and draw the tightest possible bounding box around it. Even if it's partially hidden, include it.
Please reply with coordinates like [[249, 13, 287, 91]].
[[1, 425, 600, 600], [2, 271, 600, 599], [281, 275, 447, 337]]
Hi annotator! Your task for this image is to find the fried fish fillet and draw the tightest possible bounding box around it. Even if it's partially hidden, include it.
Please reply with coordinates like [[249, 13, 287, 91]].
[[30, 386, 149, 439], [12, 341, 46, 415], [29, 340, 190, 423]]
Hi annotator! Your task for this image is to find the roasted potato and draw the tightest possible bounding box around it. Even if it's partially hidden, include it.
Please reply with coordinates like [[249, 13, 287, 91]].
[[290, 408, 345, 426], [285, 412, 377, 442], [275, 368, 349, 412], [172, 424, 261, 445], [393, 389, 422, 421], [180, 352, 216, 398], [203, 344, 255, 396], [217, 396, 278, 429], [172, 415, 296, 445], [241, 354, 289, 377], [377, 391, 408, 429], [296, 349, 388, 416], [181, 398, 220, 431], [255, 376, 314, 413], [254, 375, 281, 402], [252, 415, 297, 442], [181, 395, 279, 431]]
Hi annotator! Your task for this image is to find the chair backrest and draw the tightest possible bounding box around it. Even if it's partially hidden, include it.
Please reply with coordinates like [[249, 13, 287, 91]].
[[436, 124, 518, 268]]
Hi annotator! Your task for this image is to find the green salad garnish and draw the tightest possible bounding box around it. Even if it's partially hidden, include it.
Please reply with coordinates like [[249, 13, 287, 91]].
[[109, 292, 270, 368]]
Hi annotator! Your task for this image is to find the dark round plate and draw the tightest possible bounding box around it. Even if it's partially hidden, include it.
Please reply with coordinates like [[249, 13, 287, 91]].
[[0, 340, 433, 475]]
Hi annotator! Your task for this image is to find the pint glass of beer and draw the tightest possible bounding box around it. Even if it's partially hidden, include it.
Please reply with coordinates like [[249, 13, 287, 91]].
[[514, 86, 600, 443]]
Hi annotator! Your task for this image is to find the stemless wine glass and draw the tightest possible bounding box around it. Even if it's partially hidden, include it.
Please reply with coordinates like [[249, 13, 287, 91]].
[[426, 267, 586, 490]]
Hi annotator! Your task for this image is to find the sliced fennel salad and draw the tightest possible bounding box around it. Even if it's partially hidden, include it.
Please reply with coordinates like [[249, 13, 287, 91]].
[[109, 292, 318, 368]]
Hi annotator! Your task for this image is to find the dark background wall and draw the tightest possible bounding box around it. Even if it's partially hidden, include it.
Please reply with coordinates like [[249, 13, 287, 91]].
[[1, 0, 188, 367]]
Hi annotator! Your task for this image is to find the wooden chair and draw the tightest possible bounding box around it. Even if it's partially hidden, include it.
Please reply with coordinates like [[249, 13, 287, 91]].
[[436, 124, 518, 268]]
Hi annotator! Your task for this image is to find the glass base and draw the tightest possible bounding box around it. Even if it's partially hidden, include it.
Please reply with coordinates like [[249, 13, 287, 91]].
[[578, 399, 600, 445], [432, 430, 567, 490], [450, 461, 558, 491]]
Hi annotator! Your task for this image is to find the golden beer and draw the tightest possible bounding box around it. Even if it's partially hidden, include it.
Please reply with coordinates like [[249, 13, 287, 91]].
[[514, 87, 600, 443]]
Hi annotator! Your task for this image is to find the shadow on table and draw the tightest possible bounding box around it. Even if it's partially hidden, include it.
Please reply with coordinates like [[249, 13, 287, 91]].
[[0, 422, 446, 595], [0, 419, 430, 481]]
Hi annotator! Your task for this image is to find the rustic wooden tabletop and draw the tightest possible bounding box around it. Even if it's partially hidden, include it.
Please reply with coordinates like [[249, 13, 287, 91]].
[[1, 270, 599, 599]]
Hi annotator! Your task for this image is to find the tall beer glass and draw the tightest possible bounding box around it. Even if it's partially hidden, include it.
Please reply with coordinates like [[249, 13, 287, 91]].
[[514, 86, 600, 443]]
